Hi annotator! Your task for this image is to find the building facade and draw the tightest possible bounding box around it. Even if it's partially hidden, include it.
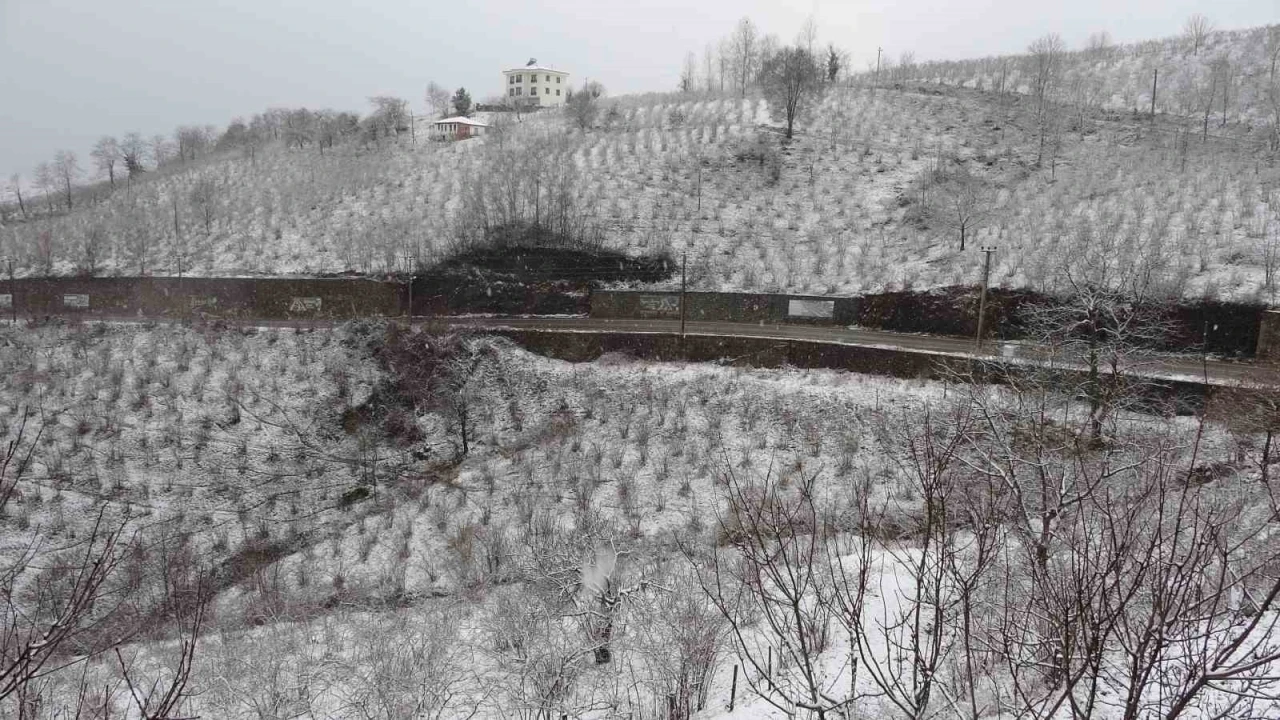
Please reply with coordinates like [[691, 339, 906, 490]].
[[502, 60, 570, 108], [431, 117, 488, 141]]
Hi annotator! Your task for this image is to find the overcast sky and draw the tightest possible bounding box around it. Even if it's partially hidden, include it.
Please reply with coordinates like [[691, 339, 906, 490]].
[[1, 0, 1275, 185]]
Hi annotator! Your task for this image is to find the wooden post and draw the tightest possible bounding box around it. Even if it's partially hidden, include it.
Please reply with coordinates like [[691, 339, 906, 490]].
[[729, 664, 738, 711]]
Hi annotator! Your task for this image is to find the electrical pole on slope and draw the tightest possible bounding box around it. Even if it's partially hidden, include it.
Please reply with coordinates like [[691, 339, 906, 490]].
[[975, 246, 997, 353], [680, 252, 687, 339]]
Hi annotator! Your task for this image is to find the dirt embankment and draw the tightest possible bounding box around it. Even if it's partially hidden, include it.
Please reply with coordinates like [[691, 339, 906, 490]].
[[412, 246, 674, 316]]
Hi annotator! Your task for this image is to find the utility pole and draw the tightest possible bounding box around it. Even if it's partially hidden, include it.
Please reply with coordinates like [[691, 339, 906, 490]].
[[402, 253, 418, 319], [1150, 68, 1158, 119], [975, 246, 996, 352], [679, 252, 687, 338], [6, 257, 14, 326], [874, 47, 882, 96]]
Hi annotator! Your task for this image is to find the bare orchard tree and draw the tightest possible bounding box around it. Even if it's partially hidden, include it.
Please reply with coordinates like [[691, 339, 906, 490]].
[[34, 162, 58, 213], [90, 136, 121, 187], [1185, 14, 1215, 56], [0, 409, 208, 714], [339, 605, 481, 720], [698, 463, 846, 719], [760, 45, 822, 140], [632, 567, 726, 719], [933, 163, 994, 251]]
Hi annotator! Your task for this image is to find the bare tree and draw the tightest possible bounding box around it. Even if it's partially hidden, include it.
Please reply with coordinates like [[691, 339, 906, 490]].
[[933, 164, 994, 251], [699, 464, 845, 719], [1086, 30, 1113, 58], [34, 162, 57, 213], [7, 174, 26, 219], [680, 52, 697, 93], [730, 17, 759, 98], [121, 133, 147, 179], [1184, 14, 1214, 56], [52, 151, 80, 210], [702, 43, 717, 93], [150, 135, 170, 169], [760, 45, 822, 140], [90, 137, 121, 188], [425, 81, 451, 118], [1027, 34, 1065, 168], [369, 96, 410, 137], [340, 606, 480, 720], [283, 108, 317, 149], [189, 176, 218, 235]]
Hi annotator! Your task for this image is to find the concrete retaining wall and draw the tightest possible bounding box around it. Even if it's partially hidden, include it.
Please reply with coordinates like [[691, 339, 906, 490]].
[[590, 290, 859, 325], [5, 277, 402, 320], [496, 329, 1212, 416]]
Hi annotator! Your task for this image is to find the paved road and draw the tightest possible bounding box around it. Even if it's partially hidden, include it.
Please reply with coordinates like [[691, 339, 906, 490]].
[[27, 313, 1279, 389], [436, 316, 1280, 388]]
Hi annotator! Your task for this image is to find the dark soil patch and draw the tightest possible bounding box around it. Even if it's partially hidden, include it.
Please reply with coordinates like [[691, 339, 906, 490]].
[[414, 245, 674, 316]]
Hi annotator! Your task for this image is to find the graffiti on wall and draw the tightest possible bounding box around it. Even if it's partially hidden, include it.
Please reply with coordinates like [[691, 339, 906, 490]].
[[63, 294, 90, 308], [289, 297, 323, 313]]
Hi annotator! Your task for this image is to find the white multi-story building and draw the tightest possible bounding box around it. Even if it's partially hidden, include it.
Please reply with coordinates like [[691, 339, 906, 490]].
[[503, 59, 570, 108]]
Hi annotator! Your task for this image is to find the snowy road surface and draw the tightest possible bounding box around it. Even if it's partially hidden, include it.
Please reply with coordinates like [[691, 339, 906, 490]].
[[437, 316, 1280, 388]]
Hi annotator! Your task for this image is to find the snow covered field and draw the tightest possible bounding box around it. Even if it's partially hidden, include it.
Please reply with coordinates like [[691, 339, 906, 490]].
[[4, 320, 1279, 717]]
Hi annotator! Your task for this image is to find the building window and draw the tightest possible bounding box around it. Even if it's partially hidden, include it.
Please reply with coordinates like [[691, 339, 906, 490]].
[[516, 74, 522, 82], [531, 74, 537, 83], [556, 89, 561, 96], [508, 88, 515, 96], [545, 75, 550, 81], [544, 87, 550, 95], [556, 76, 561, 83], [508, 75, 514, 84]]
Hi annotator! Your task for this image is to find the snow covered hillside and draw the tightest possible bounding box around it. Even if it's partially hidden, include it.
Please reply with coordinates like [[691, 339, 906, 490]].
[[1, 26, 1277, 305]]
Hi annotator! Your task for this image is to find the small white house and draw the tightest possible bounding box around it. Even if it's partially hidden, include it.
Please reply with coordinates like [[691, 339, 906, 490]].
[[502, 59, 570, 108], [431, 116, 488, 141]]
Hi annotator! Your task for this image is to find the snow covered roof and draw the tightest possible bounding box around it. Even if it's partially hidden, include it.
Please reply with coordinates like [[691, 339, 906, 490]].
[[504, 65, 568, 74], [432, 117, 488, 127]]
